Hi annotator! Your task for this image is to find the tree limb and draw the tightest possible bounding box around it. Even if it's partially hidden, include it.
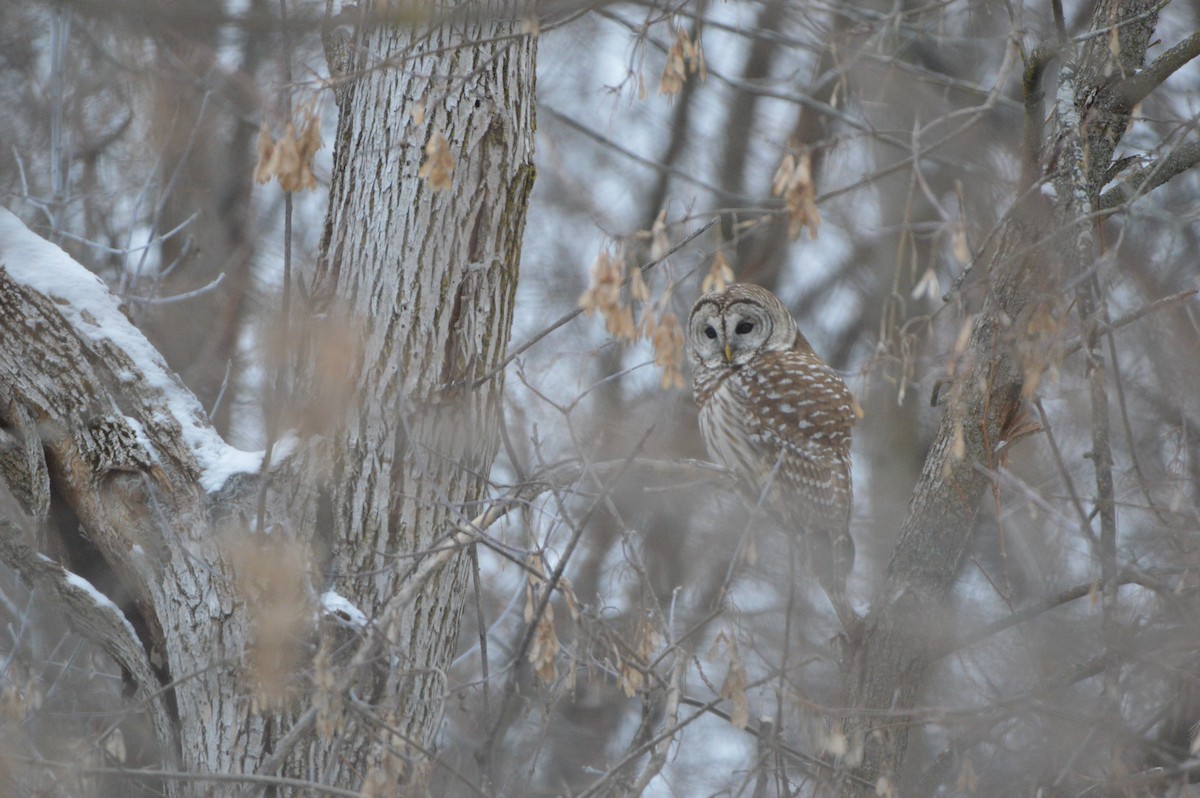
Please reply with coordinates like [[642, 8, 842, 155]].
[[1098, 139, 1200, 211], [1103, 31, 1200, 112], [0, 490, 179, 769]]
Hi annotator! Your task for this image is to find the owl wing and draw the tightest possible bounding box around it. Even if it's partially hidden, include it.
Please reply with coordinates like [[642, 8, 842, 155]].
[[739, 348, 856, 591]]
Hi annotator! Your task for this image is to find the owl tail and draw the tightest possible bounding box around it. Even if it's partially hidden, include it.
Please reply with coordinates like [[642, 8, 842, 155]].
[[805, 528, 858, 629]]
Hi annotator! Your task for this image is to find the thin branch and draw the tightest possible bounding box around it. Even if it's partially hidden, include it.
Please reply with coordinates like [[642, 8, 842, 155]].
[[1105, 305, 1175, 529], [1062, 283, 1200, 358], [1069, 0, 1171, 43], [1020, 44, 1058, 192], [127, 271, 226, 306], [1077, 275, 1120, 704], [346, 698, 492, 798], [1098, 139, 1200, 211], [51, 211, 199, 256], [925, 575, 1141, 662], [18, 757, 361, 798], [623, 654, 686, 797], [544, 105, 735, 199], [1051, 0, 1066, 44], [482, 432, 654, 781], [1033, 398, 1094, 544]]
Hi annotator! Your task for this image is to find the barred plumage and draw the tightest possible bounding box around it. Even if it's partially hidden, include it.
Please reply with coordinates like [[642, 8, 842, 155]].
[[688, 284, 856, 607]]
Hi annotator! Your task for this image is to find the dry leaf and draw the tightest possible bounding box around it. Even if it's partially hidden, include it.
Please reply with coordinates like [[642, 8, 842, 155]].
[[525, 555, 559, 685], [230, 536, 311, 709], [579, 248, 638, 340], [720, 637, 749, 730], [418, 130, 455, 191], [911, 268, 940, 301], [619, 662, 644, 698], [635, 616, 663, 660], [956, 757, 978, 793], [701, 251, 735, 293], [253, 108, 323, 192], [528, 609, 558, 685], [822, 723, 848, 757], [952, 226, 971, 264], [659, 28, 688, 95], [953, 317, 974, 356], [254, 124, 275, 184], [652, 310, 686, 390], [103, 728, 127, 764], [951, 424, 966, 461], [650, 209, 670, 262], [629, 266, 649, 302], [772, 150, 820, 239]]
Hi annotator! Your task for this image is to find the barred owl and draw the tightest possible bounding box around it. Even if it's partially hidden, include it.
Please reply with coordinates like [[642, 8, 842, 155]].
[[688, 283, 856, 608]]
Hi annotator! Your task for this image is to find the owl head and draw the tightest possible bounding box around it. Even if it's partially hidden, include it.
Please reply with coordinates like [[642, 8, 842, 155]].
[[687, 283, 809, 369]]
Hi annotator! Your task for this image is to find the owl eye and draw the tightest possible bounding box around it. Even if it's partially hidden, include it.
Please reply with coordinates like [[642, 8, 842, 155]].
[[704, 325, 718, 340], [734, 321, 755, 335]]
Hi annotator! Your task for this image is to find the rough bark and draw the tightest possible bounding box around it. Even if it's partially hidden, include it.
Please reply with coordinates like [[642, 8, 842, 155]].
[[288, 0, 537, 788], [0, 221, 267, 792]]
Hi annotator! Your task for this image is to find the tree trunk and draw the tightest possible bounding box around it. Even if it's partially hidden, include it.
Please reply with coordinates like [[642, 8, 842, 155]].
[[0, 1, 534, 794], [289, 0, 536, 786]]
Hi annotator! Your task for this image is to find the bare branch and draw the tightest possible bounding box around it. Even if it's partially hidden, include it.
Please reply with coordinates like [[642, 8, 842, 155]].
[[1098, 139, 1200, 211], [1020, 44, 1058, 192], [1104, 31, 1200, 112], [0, 493, 178, 768]]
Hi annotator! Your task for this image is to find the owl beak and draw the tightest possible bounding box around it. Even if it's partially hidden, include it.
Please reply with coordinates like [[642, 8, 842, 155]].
[[724, 343, 733, 363]]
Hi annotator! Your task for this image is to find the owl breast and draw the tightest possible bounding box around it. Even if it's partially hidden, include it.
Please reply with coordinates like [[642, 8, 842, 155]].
[[696, 368, 765, 491], [693, 350, 855, 529]]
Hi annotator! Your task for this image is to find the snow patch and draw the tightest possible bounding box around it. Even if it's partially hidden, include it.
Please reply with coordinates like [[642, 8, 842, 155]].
[[321, 591, 368, 629], [196, 440, 265, 493], [64, 570, 122, 614], [64, 570, 140, 641], [0, 207, 267, 494]]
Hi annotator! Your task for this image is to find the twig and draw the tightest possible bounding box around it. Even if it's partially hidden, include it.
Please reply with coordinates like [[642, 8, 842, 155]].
[[1069, 0, 1171, 43], [1033, 399, 1095, 546], [17, 757, 361, 798], [481, 432, 654, 781], [255, 0, 297, 537], [925, 574, 1141, 663], [1062, 284, 1200, 358], [623, 654, 686, 797], [127, 272, 226, 306]]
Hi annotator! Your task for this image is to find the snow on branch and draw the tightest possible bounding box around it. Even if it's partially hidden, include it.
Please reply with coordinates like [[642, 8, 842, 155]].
[[0, 207, 268, 493]]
